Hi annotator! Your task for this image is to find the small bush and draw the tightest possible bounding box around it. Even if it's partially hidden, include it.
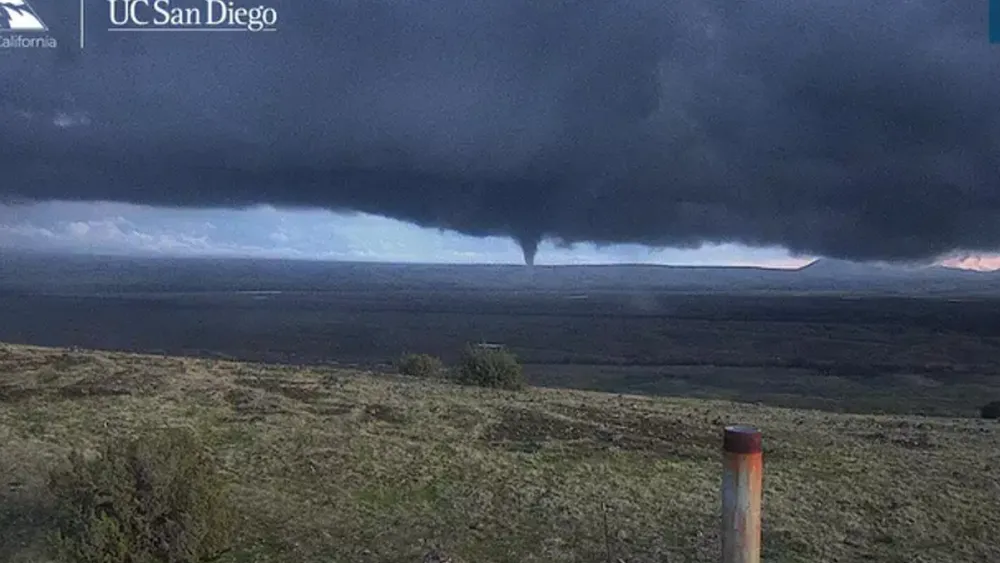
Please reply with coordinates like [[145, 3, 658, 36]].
[[397, 353, 444, 378], [981, 401, 1000, 419], [453, 344, 524, 390], [48, 427, 235, 563]]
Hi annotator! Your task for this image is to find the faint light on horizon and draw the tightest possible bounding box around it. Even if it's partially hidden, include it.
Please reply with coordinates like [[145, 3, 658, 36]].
[[940, 254, 1000, 272]]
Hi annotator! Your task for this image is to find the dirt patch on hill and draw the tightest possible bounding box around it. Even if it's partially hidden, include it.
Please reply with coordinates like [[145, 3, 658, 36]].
[[485, 405, 715, 459], [858, 430, 940, 450], [226, 388, 290, 416], [306, 402, 357, 417], [235, 376, 327, 404], [0, 385, 44, 403], [362, 403, 407, 425]]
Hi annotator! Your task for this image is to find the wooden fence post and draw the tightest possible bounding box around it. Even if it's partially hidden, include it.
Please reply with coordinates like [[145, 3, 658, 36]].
[[721, 425, 763, 563]]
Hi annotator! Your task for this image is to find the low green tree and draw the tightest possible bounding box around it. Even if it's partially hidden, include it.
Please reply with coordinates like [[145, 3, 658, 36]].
[[48, 427, 235, 563], [981, 401, 1000, 420], [397, 353, 444, 378], [453, 344, 525, 390]]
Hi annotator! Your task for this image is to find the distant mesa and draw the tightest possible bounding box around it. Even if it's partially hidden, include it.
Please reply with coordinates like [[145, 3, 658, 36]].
[[796, 258, 892, 276], [797, 258, 985, 278]]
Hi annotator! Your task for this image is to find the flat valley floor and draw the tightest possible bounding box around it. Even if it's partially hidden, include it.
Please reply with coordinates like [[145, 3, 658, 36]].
[[3, 286, 1000, 417]]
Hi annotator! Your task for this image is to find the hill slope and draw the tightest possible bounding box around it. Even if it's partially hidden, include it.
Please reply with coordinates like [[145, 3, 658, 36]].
[[0, 343, 997, 562]]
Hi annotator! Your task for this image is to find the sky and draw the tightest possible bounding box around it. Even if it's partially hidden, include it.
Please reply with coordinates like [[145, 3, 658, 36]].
[[0, 201, 814, 267], [1, 0, 997, 269]]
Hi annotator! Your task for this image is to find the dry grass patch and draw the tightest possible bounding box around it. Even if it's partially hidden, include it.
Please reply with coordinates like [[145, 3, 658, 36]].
[[0, 343, 998, 562]]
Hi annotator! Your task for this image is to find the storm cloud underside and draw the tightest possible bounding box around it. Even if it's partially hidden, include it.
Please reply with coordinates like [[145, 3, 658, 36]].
[[1, 0, 997, 263]]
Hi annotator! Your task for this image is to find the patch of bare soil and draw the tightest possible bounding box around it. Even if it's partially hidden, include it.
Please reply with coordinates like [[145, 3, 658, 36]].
[[57, 382, 133, 399], [225, 388, 289, 416], [435, 404, 484, 431], [485, 405, 715, 459], [235, 377, 327, 404], [858, 430, 940, 450], [0, 385, 44, 403], [362, 403, 407, 424], [305, 402, 357, 417]]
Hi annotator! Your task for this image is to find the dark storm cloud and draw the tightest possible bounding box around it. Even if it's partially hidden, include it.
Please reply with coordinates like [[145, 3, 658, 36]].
[[1, 0, 997, 262]]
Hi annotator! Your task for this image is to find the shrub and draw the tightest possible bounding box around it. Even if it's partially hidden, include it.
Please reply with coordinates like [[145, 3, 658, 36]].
[[397, 353, 444, 378], [453, 344, 525, 390], [981, 401, 1000, 419], [48, 427, 235, 563]]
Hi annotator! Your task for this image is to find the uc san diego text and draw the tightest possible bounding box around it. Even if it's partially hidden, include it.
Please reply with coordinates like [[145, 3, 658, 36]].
[[108, 0, 277, 32]]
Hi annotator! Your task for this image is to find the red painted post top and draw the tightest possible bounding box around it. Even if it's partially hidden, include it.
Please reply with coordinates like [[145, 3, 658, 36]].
[[723, 425, 762, 454]]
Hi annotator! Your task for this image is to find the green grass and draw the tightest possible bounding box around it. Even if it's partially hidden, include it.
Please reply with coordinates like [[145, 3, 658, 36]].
[[0, 342, 998, 562]]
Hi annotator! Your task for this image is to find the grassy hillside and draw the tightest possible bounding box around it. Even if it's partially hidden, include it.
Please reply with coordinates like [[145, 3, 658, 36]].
[[0, 343, 998, 562]]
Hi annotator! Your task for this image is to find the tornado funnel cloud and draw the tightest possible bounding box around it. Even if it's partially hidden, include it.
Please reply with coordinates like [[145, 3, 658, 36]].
[[517, 236, 539, 266]]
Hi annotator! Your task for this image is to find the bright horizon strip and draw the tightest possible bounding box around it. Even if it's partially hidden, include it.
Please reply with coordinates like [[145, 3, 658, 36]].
[[1, 205, 998, 270]]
